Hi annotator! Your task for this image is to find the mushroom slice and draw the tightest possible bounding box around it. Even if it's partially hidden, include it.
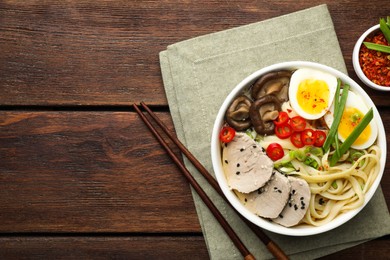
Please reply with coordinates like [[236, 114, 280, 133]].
[[243, 171, 291, 219], [272, 176, 311, 227], [225, 95, 252, 131], [222, 133, 273, 193], [251, 70, 292, 102], [249, 95, 281, 135], [259, 103, 279, 122]]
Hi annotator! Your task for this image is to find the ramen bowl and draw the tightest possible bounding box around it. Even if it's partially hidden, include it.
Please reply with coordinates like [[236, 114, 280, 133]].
[[211, 61, 386, 236]]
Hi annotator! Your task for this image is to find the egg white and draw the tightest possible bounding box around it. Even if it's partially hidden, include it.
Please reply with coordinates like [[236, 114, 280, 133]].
[[324, 90, 378, 150], [289, 68, 338, 120]]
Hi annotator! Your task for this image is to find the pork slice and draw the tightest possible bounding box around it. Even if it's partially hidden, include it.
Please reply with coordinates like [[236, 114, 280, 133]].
[[242, 171, 291, 219], [222, 132, 273, 193], [272, 176, 311, 227]]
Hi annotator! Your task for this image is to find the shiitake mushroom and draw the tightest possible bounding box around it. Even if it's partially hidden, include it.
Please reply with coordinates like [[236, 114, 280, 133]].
[[249, 95, 281, 135], [225, 70, 292, 134], [225, 95, 252, 131], [251, 70, 292, 102]]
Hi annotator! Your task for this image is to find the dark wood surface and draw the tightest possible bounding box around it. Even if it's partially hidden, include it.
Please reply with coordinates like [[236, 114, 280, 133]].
[[0, 1, 389, 259]]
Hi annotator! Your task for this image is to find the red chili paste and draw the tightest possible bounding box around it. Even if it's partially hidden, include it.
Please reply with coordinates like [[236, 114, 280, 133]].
[[359, 31, 390, 86]]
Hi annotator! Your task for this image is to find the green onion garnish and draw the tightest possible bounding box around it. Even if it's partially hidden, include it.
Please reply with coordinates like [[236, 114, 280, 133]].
[[363, 42, 390, 54], [380, 17, 390, 44], [363, 17, 390, 54], [329, 108, 374, 166], [323, 81, 349, 152]]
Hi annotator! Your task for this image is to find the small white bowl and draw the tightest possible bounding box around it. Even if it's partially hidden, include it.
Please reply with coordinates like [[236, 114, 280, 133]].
[[211, 61, 386, 236], [352, 24, 390, 91]]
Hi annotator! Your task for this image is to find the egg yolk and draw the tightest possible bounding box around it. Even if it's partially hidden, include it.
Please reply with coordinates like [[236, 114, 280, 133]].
[[296, 79, 330, 114], [338, 107, 371, 146]]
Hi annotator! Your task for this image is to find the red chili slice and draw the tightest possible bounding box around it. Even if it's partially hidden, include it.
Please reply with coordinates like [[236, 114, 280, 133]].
[[290, 116, 306, 132], [314, 130, 326, 147], [219, 126, 236, 143], [275, 124, 292, 139], [266, 143, 284, 161], [274, 111, 289, 126], [290, 132, 304, 148], [301, 129, 316, 146]]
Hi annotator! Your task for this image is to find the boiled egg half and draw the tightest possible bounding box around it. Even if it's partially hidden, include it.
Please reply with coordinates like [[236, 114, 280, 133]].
[[289, 68, 338, 120], [324, 90, 378, 150]]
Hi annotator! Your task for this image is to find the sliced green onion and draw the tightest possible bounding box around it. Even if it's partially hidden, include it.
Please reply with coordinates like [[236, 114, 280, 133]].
[[334, 78, 341, 113], [289, 149, 306, 161], [334, 133, 340, 159], [323, 82, 349, 152], [363, 42, 390, 54], [323, 78, 341, 152], [279, 167, 296, 173], [348, 149, 365, 167], [329, 108, 374, 166], [380, 18, 390, 44], [304, 146, 324, 157], [350, 112, 361, 123]]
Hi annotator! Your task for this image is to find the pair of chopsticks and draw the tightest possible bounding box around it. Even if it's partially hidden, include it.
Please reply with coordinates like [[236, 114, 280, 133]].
[[133, 102, 289, 260]]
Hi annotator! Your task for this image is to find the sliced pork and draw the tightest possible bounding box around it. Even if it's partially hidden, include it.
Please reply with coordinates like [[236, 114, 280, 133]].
[[222, 132, 273, 193], [272, 176, 311, 227], [242, 171, 291, 219]]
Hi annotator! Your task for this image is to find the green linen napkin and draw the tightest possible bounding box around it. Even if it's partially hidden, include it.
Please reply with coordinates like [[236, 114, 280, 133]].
[[159, 4, 390, 259]]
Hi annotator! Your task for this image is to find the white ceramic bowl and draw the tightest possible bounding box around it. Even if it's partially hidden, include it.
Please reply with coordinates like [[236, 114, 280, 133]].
[[352, 24, 390, 91], [211, 61, 386, 236]]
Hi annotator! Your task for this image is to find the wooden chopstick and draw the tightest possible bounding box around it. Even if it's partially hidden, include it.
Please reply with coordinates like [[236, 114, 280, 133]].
[[133, 103, 256, 260], [139, 102, 289, 260]]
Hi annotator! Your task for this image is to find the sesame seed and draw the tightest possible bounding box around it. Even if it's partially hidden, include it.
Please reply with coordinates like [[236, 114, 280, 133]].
[[237, 163, 240, 167], [224, 160, 228, 164], [236, 171, 240, 175]]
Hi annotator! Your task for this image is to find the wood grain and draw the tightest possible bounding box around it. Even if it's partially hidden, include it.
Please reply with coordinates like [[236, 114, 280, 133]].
[[0, 235, 388, 259], [318, 235, 390, 260], [1, 0, 390, 106], [1, 0, 389, 258], [0, 111, 201, 232], [0, 236, 209, 259]]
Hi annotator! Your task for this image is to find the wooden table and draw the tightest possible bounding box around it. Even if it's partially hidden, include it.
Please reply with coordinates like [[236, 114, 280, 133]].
[[1, 1, 389, 259]]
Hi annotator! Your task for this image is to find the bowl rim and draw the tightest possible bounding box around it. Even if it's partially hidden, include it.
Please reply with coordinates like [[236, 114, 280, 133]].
[[352, 24, 390, 91], [211, 61, 386, 236]]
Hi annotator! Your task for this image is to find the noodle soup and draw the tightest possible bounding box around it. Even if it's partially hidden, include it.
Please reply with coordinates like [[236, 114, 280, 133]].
[[211, 61, 386, 236]]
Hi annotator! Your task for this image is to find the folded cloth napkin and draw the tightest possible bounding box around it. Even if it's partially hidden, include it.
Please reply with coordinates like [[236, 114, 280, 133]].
[[159, 4, 390, 259]]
